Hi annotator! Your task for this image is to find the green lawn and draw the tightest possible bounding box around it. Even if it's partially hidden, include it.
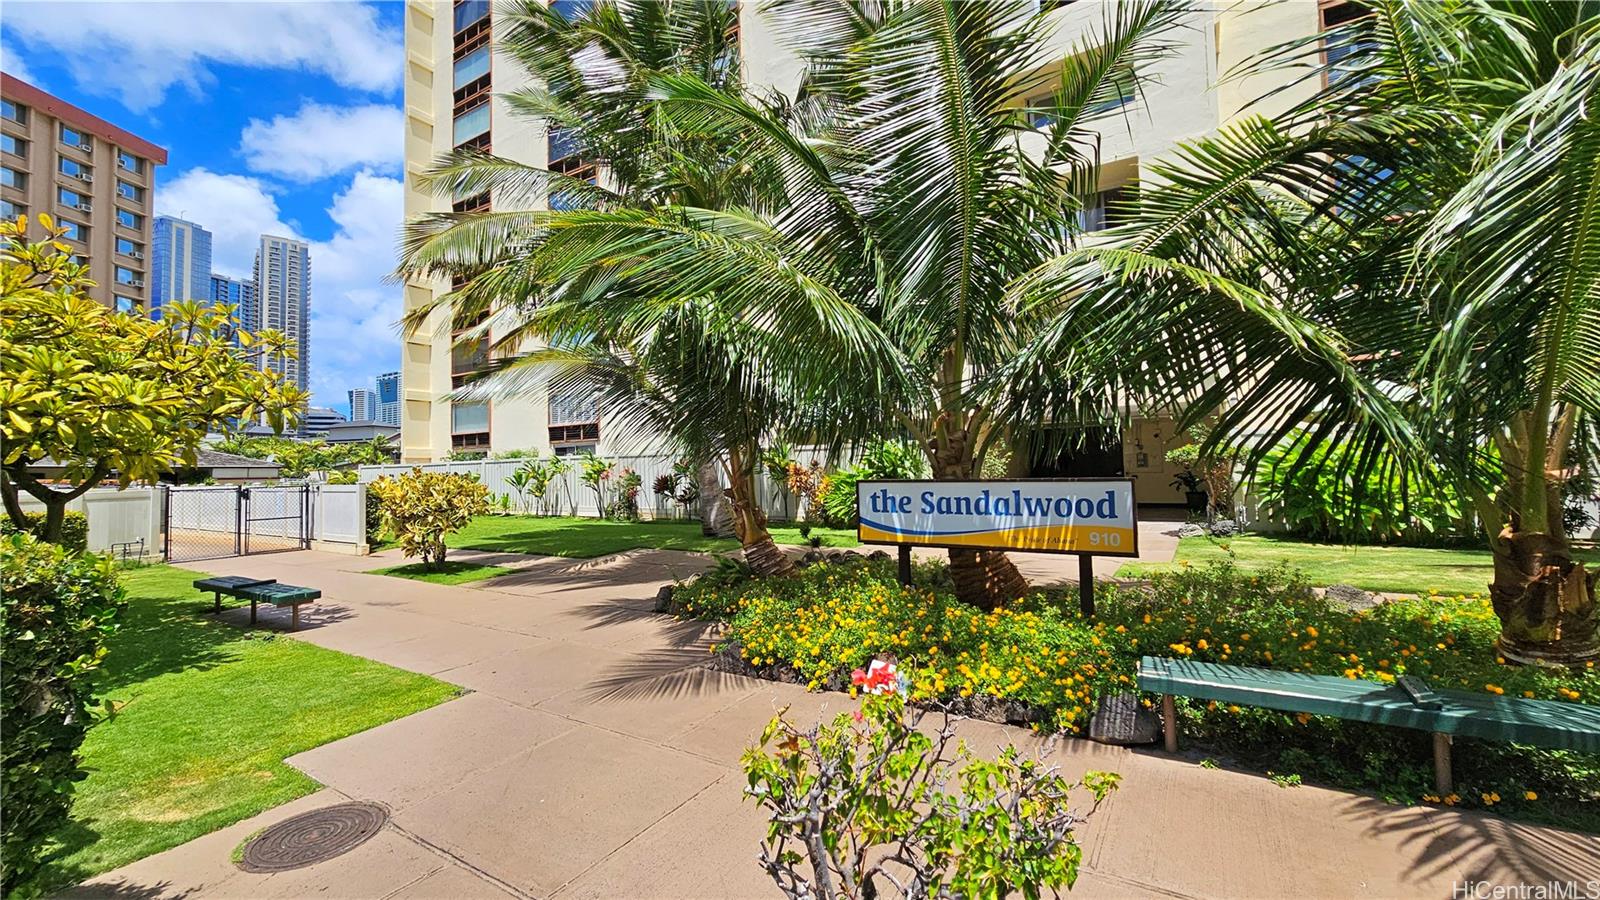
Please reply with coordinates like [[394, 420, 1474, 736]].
[[1118, 533, 1600, 597], [446, 515, 859, 558], [32, 566, 457, 893], [369, 560, 517, 585]]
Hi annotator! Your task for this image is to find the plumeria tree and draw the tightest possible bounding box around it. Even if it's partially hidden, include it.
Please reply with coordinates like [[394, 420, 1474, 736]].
[[1007, 2, 1600, 664], [0, 216, 304, 542]]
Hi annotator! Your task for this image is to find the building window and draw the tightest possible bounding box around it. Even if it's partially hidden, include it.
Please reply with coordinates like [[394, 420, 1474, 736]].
[[59, 157, 92, 180], [452, 102, 490, 148], [117, 150, 143, 175], [116, 180, 144, 202], [0, 199, 23, 218], [0, 133, 25, 158], [114, 295, 138, 313], [1079, 184, 1133, 233], [0, 166, 24, 189], [117, 209, 142, 229], [68, 253, 89, 266], [453, 192, 490, 214], [116, 236, 141, 256], [1, 99, 25, 124], [453, 45, 491, 90], [451, 401, 490, 433], [453, 0, 489, 33], [114, 266, 141, 286], [551, 0, 590, 19], [61, 220, 88, 242], [60, 124, 90, 150], [552, 443, 597, 457], [548, 389, 599, 446], [58, 187, 88, 209]]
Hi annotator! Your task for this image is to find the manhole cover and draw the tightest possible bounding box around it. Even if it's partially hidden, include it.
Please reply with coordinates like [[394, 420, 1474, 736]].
[[237, 802, 389, 873]]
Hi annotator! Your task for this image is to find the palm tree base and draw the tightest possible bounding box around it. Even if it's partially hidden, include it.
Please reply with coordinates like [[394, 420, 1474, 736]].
[[948, 548, 1030, 611], [1489, 531, 1598, 669]]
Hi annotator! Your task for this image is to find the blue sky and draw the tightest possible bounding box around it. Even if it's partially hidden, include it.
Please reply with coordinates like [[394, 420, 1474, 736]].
[[2, 0, 408, 416]]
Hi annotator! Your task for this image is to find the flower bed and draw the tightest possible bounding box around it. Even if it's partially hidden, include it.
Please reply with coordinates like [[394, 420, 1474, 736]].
[[673, 558, 1600, 830]]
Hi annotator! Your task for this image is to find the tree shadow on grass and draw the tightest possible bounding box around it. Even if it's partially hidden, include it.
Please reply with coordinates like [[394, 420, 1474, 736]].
[[96, 582, 267, 694]]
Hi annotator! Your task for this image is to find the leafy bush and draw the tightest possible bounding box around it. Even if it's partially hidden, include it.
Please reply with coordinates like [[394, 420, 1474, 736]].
[[1, 533, 124, 894], [579, 452, 613, 512], [363, 485, 384, 547], [1, 510, 89, 553], [368, 468, 490, 569], [607, 468, 643, 521], [816, 440, 927, 528], [678, 559, 1600, 828], [1254, 437, 1464, 544], [744, 685, 1118, 899]]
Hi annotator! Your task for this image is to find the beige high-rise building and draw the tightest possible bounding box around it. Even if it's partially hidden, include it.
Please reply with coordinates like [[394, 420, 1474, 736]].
[[400, 1, 1345, 496], [1, 73, 165, 312]]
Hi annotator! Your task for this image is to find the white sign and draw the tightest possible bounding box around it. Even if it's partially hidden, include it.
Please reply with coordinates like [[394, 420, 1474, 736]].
[[857, 479, 1138, 557]]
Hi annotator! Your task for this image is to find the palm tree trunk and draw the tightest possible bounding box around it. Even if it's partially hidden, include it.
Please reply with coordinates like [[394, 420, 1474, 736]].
[[725, 448, 795, 578], [928, 427, 1028, 611], [697, 459, 732, 537], [1490, 527, 1599, 665]]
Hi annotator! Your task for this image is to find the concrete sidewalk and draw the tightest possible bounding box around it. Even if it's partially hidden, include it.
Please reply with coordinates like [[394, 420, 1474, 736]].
[[74, 547, 1599, 899]]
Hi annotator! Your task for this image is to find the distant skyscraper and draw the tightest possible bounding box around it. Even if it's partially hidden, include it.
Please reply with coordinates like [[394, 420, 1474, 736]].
[[375, 371, 400, 427], [253, 235, 310, 393], [209, 274, 258, 331], [349, 387, 378, 422], [151, 215, 212, 318]]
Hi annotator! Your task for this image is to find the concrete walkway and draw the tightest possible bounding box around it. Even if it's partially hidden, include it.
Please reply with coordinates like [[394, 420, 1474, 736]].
[[74, 545, 1599, 899]]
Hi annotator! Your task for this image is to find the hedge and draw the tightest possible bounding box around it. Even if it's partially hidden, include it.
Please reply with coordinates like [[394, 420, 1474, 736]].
[[1, 510, 90, 554], [0, 533, 124, 894]]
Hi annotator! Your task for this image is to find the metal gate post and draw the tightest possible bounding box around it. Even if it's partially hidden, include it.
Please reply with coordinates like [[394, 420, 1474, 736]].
[[238, 487, 248, 556], [161, 484, 172, 561]]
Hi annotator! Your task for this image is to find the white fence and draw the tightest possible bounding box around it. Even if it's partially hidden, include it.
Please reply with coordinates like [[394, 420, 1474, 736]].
[[17, 487, 164, 559], [17, 483, 371, 560], [358, 448, 851, 521]]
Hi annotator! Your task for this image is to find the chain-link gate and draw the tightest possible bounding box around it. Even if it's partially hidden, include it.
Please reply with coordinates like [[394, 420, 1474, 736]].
[[164, 485, 312, 562]]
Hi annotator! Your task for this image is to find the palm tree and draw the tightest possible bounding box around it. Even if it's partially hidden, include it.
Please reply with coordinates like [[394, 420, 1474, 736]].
[[1007, 1, 1600, 664], [432, 0, 1187, 608], [398, 0, 833, 576]]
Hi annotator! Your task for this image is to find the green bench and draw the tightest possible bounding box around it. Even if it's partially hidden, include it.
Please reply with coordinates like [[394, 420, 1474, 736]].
[[191, 576, 320, 632], [1137, 655, 1600, 794], [193, 575, 276, 613]]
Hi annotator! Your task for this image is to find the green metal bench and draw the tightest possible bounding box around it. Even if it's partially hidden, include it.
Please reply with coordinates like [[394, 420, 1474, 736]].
[[1137, 655, 1600, 794], [193, 575, 276, 614], [233, 582, 322, 632]]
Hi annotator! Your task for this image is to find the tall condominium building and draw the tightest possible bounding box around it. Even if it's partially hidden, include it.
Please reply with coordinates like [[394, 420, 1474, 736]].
[[150, 215, 213, 317], [210, 274, 259, 331], [1, 73, 166, 312], [253, 234, 311, 394], [400, 1, 1342, 493], [375, 371, 401, 427], [348, 387, 378, 423]]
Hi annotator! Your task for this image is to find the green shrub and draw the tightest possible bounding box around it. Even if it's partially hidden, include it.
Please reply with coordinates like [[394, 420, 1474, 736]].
[[0, 511, 89, 553], [1, 533, 124, 894], [1254, 436, 1465, 544], [745, 689, 1119, 896], [678, 559, 1600, 828], [815, 440, 927, 528]]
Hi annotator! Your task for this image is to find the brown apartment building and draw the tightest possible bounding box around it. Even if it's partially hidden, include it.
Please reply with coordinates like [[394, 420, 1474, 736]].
[[1, 73, 166, 311]]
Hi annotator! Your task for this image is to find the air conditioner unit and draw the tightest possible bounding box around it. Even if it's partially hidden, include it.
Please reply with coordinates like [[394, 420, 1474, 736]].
[[76, 171, 92, 181], [129, 250, 144, 260], [130, 279, 144, 288], [77, 143, 91, 152], [78, 202, 92, 212]]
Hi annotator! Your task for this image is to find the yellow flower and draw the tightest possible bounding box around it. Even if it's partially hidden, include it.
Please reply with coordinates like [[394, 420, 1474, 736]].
[[1524, 791, 1537, 801]]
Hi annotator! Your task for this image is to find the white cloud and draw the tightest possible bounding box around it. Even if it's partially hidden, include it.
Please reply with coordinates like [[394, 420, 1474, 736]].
[[306, 171, 404, 407], [2, 41, 40, 87], [160, 166, 405, 407], [156, 168, 297, 278], [240, 102, 403, 182], [1, 1, 400, 111]]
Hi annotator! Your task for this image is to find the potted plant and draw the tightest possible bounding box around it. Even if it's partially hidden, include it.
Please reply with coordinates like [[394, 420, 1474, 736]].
[[1167, 444, 1209, 516]]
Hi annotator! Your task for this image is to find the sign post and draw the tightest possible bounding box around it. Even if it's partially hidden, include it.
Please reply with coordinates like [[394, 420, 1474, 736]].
[[857, 478, 1139, 614]]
